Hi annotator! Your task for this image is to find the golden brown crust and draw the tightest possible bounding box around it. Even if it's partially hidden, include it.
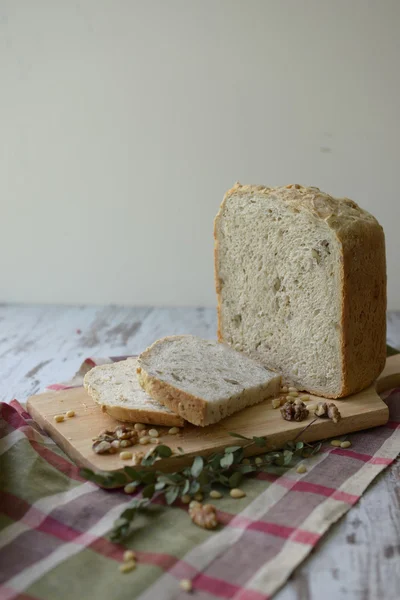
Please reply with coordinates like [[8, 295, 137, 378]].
[[137, 369, 209, 427], [103, 404, 184, 426], [214, 182, 387, 398]]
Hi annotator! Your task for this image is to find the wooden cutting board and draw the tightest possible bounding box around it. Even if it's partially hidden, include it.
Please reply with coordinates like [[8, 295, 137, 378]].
[[27, 355, 400, 480]]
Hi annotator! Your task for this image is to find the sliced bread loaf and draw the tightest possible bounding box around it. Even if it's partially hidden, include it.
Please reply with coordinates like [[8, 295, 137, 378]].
[[214, 183, 387, 398], [83, 358, 184, 426], [136, 335, 281, 426]]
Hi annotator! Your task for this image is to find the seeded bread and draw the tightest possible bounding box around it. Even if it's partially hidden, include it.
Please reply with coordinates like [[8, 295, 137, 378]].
[[136, 335, 281, 426], [214, 183, 386, 398], [83, 358, 184, 426]]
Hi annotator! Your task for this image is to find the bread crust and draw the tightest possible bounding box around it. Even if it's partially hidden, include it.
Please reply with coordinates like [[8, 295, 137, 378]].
[[214, 183, 387, 398]]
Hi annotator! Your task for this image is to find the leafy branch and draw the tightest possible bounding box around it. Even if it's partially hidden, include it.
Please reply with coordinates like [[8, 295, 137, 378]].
[[80, 431, 323, 542]]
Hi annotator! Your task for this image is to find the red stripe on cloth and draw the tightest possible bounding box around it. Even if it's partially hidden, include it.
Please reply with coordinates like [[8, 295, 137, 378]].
[[218, 513, 319, 545], [0, 587, 40, 600], [45, 384, 76, 391], [194, 573, 267, 600], [84, 358, 96, 367], [9, 400, 31, 420], [332, 448, 392, 465], [385, 421, 400, 429]]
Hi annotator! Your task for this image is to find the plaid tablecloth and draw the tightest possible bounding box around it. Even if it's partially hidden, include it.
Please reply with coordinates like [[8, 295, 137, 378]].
[[1, 357, 399, 600]]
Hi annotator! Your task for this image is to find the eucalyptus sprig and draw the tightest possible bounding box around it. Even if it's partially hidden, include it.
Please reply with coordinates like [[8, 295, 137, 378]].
[[80, 430, 323, 542]]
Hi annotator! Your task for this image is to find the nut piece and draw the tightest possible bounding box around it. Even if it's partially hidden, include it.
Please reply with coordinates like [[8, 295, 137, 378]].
[[280, 386, 288, 393], [272, 397, 282, 409], [148, 428, 159, 438], [255, 457, 263, 466], [124, 482, 137, 494], [328, 403, 341, 424], [314, 402, 329, 417], [180, 579, 193, 592], [149, 437, 159, 444], [181, 494, 191, 504], [134, 423, 146, 431], [289, 387, 298, 393], [54, 415, 64, 423], [123, 550, 136, 562], [168, 427, 180, 435], [119, 561, 136, 573], [139, 436, 150, 445], [65, 410, 75, 418], [120, 439, 134, 448], [189, 502, 218, 529], [280, 400, 309, 422], [307, 403, 317, 412], [92, 440, 112, 454], [115, 426, 137, 441], [230, 488, 246, 499], [340, 441, 351, 449], [120, 451, 133, 460], [193, 492, 203, 502], [209, 490, 222, 499], [300, 395, 310, 401], [330, 439, 342, 447], [288, 391, 299, 398], [296, 464, 307, 474]]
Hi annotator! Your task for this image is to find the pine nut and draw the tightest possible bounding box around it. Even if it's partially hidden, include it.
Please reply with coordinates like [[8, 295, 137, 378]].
[[180, 579, 192, 592], [241, 458, 250, 465], [194, 492, 203, 501], [189, 500, 201, 509], [181, 494, 191, 504], [272, 398, 281, 409], [330, 439, 342, 447], [65, 410, 75, 418], [209, 490, 222, 499], [230, 488, 246, 499], [54, 415, 64, 423], [340, 441, 352, 449], [280, 386, 288, 393], [288, 391, 299, 398], [255, 457, 263, 466], [119, 561, 136, 573], [134, 423, 146, 431], [120, 451, 133, 460], [300, 395, 310, 401], [296, 464, 307, 474], [124, 483, 137, 494], [139, 436, 150, 445], [148, 429, 159, 438], [307, 403, 317, 412], [149, 437, 159, 444], [123, 550, 136, 562], [168, 427, 180, 435], [289, 387, 298, 392]]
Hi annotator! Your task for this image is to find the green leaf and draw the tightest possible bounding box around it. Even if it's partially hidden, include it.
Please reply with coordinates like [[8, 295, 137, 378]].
[[123, 467, 142, 481], [197, 469, 210, 487], [224, 446, 242, 454], [120, 507, 136, 521], [220, 453, 234, 469], [296, 442, 304, 450], [273, 454, 285, 466], [182, 479, 190, 496], [111, 472, 128, 485], [285, 441, 295, 450], [209, 453, 224, 471], [283, 450, 293, 465], [93, 474, 115, 487], [155, 445, 173, 458], [80, 467, 96, 481], [191, 456, 204, 478], [165, 485, 180, 505], [141, 471, 156, 484], [216, 474, 231, 487], [155, 481, 166, 491], [237, 464, 257, 474], [142, 483, 155, 498], [252, 436, 267, 447], [228, 432, 252, 441], [229, 471, 243, 488], [189, 480, 200, 494]]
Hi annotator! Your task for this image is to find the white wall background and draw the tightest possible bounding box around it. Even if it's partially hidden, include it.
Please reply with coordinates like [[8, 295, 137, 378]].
[[1, 0, 399, 308]]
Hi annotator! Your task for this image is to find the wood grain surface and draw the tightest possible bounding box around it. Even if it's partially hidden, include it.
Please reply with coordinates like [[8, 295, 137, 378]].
[[1, 304, 399, 600], [26, 359, 396, 476]]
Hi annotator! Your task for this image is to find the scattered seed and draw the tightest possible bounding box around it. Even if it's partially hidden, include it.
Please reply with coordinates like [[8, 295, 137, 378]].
[[272, 398, 281, 409], [230, 488, 246, 499], [330, 439, 342, 447], [300, 395, 310, 401], [134, 423, 146, 431], [111, 440, 121, 449], [119, 561, 136, 573], [123, 550, 136, 562], [180, 579, 192, 592], [54, 415, 64, 423], [120, 451, 133, 460], [181, 494, 191, 504], [289, 387, 298, 392], [124, 483, 137, 494], [65, 410, 75, 418], [255, 457, 263, 466], [294, 398, 303, 405], [286, 396, 294, 402], [148, 429, 159, 438], [194, 492, 203, 502], [148, 437, 158, 444], [139, 436, 150, 445], [138, 430, 148, 438], [280, 386, 288, 393], [241, 458, 250, 465], [189, 500, 201, 509], [120, 439, 133, 448], [296, 464, 307, 474], [340, 441, 352, 449], [209, 490, 223, 499], [288, 391, 299, 398], [168, 427, 180, 435], [307, 403, 317, 412]]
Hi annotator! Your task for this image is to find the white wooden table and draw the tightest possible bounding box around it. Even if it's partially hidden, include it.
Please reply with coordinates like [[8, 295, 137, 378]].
[[1, 305, 399, 600]]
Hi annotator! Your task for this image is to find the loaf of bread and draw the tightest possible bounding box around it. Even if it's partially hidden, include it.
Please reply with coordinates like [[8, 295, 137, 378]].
[[83, 358, 184, 426], [136, 335, 281, 426], [214, 183, 386, 398]]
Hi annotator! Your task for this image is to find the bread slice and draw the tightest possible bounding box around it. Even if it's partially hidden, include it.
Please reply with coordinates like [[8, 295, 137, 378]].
[[214, 183, 386, 398], [83, 358, 184, 426], [136, 335, 281, 426]]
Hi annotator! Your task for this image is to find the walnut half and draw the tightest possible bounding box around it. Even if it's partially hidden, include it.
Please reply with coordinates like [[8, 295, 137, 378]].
[[188, 501, 218, 530], [280, 399, 309, 422]]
